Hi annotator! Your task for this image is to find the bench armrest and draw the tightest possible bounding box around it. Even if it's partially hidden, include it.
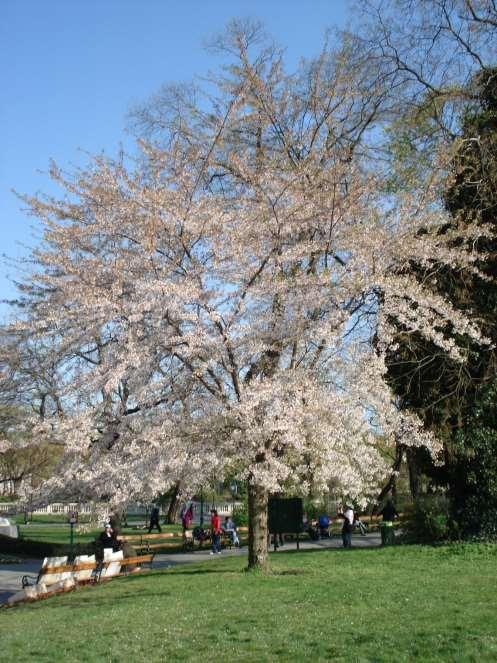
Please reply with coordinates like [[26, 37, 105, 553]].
[[21, 574, 39, 588]]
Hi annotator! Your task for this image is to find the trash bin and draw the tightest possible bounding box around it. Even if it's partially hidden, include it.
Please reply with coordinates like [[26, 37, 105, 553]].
[[380, 521, 395, 545]]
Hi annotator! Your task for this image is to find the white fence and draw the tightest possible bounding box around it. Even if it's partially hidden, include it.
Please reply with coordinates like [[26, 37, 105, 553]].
[[0, 500, 242, 520], [190, 501, 242, 522], [0, 502, 94, 515]]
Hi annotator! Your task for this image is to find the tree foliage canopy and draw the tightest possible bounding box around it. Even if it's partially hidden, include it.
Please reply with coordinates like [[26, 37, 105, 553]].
[[2, 6, 497, 562]]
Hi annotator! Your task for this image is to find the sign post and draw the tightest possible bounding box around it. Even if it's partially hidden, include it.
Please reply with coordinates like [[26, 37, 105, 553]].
[[268, 497, 303, 551], [229, 481, 238, 514], [68, 511, 78, 560]]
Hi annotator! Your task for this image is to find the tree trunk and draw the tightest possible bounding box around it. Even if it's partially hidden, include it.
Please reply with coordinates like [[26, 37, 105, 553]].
[[247, 478, 269, 570], [165, 482, 182, 524], [406, 448, 420, 500], [376, 442, 403, 505]]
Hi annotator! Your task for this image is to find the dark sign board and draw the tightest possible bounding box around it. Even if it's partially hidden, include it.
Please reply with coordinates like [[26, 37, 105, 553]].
[[268, 497, 303, 534]]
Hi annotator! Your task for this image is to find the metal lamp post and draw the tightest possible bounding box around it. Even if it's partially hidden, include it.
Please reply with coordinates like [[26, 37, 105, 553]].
[[229, 481, 238, 514], [68, 511, 77, 560]]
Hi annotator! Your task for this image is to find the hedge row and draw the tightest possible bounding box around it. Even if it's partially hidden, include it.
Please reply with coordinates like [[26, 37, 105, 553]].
[[0, 534, 94, 558]]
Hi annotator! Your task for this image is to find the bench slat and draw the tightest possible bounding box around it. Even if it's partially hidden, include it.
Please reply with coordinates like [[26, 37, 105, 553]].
[[120, 555, 153, 566], [119, 532, 179, 541], [39, 554, 153, 576], [140, 541, 183, 550], [118, 535, 143, 542], [40, 563, 94, 575]]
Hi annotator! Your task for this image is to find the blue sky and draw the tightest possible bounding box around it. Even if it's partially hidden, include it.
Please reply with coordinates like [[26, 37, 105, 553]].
[[0, 0, 349, 318]]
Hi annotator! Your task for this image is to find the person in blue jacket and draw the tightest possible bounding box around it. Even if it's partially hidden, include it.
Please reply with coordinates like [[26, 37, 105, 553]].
[[318, 514, 330, 538]]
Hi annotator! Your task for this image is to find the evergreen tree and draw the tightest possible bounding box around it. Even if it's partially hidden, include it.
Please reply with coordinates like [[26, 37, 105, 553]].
[[453, 379, 497, 537], [386, 68, 497, 531]]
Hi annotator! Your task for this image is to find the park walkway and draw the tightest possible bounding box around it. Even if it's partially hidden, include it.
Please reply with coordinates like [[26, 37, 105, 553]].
[[0, 531, 381, 604]]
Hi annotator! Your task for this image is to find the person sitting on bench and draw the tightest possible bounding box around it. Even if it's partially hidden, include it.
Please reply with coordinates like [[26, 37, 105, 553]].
[[307, 518, 320, 540], [223, 516, 240, 546], [96, 523, 120, 560]]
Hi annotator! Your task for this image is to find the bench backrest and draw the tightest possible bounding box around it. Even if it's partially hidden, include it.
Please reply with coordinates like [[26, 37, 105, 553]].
[[39, 556, 70, 586], [32, 553, 151, 590], [101, 549, 123, 578], [120, 554, 153, 567], [73, 554, 96, 582], [119, 531, 178, 543]]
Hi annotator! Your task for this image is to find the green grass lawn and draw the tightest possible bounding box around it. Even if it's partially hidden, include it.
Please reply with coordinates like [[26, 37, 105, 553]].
[[12, 514, 147, 526], [15, 522, 182, 545], [12, 514, 94, 525], [16, 524, 100, 545], [2, 543, 497, 662]]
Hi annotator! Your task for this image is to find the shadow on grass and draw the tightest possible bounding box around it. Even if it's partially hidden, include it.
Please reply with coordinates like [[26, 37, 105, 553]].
[[272, 544, 386, 556], [20, 588, 176, 612], [152, 567, 243, 577]]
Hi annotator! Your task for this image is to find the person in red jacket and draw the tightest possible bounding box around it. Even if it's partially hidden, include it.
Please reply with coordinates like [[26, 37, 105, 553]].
[[210, 509, 222, 554]]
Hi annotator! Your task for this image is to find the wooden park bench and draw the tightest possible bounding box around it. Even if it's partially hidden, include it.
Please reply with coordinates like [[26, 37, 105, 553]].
[[98, 551, 155, 581], [235, 526, 248, 538], [21, 551, 154, 589], [183, 526, 248, 551], [119, 525, 249, 554], [119, 531, 182, 553], [4, 552, 154, 608], [221, 525, 248, 548], [22, 555, 73, 589]]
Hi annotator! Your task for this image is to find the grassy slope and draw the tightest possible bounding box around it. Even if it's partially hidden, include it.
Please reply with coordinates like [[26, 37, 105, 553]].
[[2, 544, 497, 663]]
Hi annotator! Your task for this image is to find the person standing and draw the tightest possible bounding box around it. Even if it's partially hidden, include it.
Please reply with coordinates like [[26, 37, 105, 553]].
[[378, 498, 398, 545], [181, 503, 194, 533], [379, 499, 399, 523], [338, 504, 354, 548], [210, 509, 222, 554], [148, 504, 162, 533]]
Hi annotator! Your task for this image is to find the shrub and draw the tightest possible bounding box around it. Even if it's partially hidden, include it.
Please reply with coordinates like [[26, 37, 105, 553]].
[[0, 533, 94, 558], [402, 496, 453, 543], [232, 502, 248, 527], [458, 494, 497, 542], [303, 498, 333, 521]]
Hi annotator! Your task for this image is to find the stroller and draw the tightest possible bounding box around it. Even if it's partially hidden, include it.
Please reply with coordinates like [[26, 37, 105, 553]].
[[192, 526, 209, 547], [354, 517, 369, 536]]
